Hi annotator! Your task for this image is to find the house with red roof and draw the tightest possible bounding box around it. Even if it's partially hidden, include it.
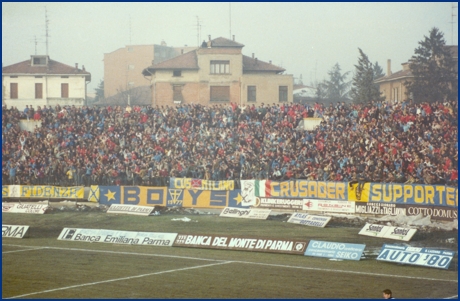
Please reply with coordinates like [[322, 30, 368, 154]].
[[2, 55, 91, 110], [142, 36, 293, 106]]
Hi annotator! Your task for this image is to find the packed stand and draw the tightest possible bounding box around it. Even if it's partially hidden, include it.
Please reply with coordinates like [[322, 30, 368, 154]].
[[2, 99, 458, 187]]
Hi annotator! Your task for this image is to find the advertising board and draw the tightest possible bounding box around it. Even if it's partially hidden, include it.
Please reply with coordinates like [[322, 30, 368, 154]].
[[303, 199, 355, 213], [376, 244, 454, 269], [173, 234, 308, 255], [2, 225, 30, 238], [58, 228, 177, 246], [219, 207, 271, 219], [287, 213, 331, 227], [304, 240, 365, 261], [106, 204, 155, 216]]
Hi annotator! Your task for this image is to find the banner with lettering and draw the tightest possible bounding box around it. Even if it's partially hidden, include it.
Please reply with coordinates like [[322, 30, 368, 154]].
[[98, 186, 166, 206], [377, 244, 454, 269], [2, 186, 84, 199], [368, 183, 457, 208], [169, 178, 234, 190], [95, 186, 249, 209], [268, 180, 347, 200]]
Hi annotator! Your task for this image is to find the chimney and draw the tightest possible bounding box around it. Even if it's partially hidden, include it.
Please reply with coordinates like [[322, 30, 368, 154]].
[[387, 59, 391, 76], [208, 35, 211, 41], [82, 65, 85, 71], [252, 53, 254, 59], [269, 60, 272, 64], [232, 35, 235, 41], [181, 49, 184, 54], [75, 63, 78, 69]]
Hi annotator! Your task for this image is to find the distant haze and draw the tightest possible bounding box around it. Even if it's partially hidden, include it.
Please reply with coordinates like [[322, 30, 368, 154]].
[[2, 2, 457, 92]]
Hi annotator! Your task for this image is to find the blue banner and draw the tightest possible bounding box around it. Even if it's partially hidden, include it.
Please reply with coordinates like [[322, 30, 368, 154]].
[[304, 240, 365, 261], [377, 244, 454, 269]]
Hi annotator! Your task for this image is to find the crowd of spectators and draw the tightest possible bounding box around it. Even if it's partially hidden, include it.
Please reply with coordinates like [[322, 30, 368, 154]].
[[2, 99, 458, 188]]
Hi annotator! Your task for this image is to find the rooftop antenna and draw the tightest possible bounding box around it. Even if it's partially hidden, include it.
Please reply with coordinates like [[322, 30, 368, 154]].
[[30, 35, 43, 55], [44, 6, 50, 56], [129, 15, 132, 45], [229, 2, 231, 39], [195, 16, 202, 47], [450, 2, 457, 45]]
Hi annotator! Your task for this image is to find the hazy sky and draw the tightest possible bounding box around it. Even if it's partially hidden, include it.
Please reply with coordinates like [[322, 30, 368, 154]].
[[2, 2, 458, 92]]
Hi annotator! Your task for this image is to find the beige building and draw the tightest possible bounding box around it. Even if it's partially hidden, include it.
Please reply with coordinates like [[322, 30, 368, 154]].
[[375, 46, 458, 103], [2, 55, 91, 110], [103, 42, 196, 98], [374, 59, 413, 103], [142, 36, 293, 106]]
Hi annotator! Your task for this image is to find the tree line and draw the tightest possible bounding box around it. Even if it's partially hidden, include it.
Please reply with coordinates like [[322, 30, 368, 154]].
[[314, 27, 457, 104]]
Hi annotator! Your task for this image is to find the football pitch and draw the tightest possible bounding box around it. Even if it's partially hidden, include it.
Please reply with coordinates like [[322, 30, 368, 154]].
[[2, 211, 458, 299]]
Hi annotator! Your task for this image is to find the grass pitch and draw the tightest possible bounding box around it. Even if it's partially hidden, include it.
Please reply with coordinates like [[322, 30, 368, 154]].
[[2, 211, 458, 299]]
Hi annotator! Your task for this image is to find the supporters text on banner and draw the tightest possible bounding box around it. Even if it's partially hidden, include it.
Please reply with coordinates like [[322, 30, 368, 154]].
[[2, 185, 84, 199], [170, 178, 234, 190], [368, 183, 457, 208]]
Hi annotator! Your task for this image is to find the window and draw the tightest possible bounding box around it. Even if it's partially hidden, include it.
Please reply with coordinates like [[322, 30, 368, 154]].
[[210, 86, 230, 102], [173, 70, 182, 77], [35, 83, 43, 99], [173, 85, 184, 102], [210, 60, 230, 74], [35, 76, 43, 78], [61, 76, 69, 78], [247, 86, 256, 102], [279, 86, 288, 102], [61, 83, 69, 98], [33, 57, 46, 65], [128, 65, 135, 70], [10, 83, 18, 99]]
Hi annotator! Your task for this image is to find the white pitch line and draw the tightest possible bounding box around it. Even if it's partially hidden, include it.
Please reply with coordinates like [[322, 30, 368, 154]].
[[2, 247, 47, 254], [2, 244, 223, 262], [6, 261, 233, 299], [232, 260, 458, 283], [3, 243, 457, 284], [444, 295, 458, 299]]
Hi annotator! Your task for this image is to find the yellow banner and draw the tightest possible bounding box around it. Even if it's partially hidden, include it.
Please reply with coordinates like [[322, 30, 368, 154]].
[[182, 190, 228, 208], [2, 185, 84, 199], [347, 182, 370, 202]]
